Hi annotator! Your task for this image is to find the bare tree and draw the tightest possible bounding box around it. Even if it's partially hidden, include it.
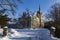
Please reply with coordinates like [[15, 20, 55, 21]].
[[46, 3, 60, 28], [0, 0, 22, 28], [0, 0, 22, 15]]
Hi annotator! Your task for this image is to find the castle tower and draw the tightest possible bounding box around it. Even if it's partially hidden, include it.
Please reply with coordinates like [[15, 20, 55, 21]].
[[31, 12, 40, 28], [37, 5, 44, 28]]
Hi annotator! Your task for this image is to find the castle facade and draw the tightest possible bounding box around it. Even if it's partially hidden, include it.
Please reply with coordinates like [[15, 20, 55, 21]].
[[19, 6, 44, 28]]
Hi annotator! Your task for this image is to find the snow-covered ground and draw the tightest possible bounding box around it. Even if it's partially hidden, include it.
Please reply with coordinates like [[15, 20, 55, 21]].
[[0, 28, 60, 40], [51, 35, 60, 40]]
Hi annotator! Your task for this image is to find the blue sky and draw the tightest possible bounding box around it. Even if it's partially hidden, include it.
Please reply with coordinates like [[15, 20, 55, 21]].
[[10, 0, 60, 19]]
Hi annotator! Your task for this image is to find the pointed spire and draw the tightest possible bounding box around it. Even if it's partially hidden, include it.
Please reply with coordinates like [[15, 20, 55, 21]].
[[39, 5, 40, 11], [37, 4, 41, 14]]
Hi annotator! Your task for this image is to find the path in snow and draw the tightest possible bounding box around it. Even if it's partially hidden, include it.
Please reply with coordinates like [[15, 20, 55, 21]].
[[0, 28, 60, 40], [8, 28, 52, 40]]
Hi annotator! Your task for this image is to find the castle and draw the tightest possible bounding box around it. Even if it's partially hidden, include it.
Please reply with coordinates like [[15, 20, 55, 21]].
[[18, 6, 44, 28]]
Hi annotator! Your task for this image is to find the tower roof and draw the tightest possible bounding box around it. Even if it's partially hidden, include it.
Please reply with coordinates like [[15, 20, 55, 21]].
[[37, 5, 42, 15], [39, 5, 40, 11]]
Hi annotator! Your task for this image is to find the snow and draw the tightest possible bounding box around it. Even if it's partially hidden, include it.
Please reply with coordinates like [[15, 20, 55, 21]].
[[51, 27, 56, 29], [51, 35, 60, 40], [8, 29, 34, 38], [0, 28, 60, 40], [0, 36, 11, 40], [0, 29, 3, 35], [8, 28, 52, 40]]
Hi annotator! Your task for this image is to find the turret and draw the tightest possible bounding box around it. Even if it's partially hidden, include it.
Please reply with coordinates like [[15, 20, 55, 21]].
[[37, 5, 44, 27]]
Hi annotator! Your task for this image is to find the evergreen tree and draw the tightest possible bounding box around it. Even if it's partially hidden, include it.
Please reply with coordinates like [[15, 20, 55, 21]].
[[0, 9, 10, 28]]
